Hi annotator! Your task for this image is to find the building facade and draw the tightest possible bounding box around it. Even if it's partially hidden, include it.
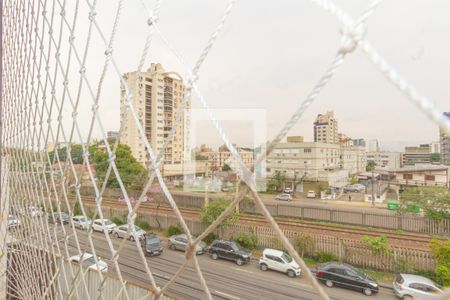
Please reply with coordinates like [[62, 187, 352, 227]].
[[314, 111, 339, 144], [353, 138, 366, 148], [198, 145, 254, 172], [431, 141, 441, 154], [388, 165, 449, 188], [365, 151, 402, 169], [120, 63, 188, 167], [340, 146, 366, 175], [367, 139, 380, 152], [403, 144, 431, 166], [441, 112, 450, 166]]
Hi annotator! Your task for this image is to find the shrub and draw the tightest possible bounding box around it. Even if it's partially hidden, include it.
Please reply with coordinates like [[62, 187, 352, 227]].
[[361, 235, 391, 256], [314, 251, 338, 263], [203, 232, 217, 245], [111, 215, 126, 225], [430, 238, 450, 286], [235, 232, 258, 250], [164, 224, 182, 237], [136, 220, 151, 231], [293, 235, 314, 258]]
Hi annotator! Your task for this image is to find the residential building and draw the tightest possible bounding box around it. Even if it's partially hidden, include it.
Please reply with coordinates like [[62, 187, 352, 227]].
[[367, 139, 380, 152], [403, 144, 431, 166], [338, 133, 353, 146], [430, 141, 441, 154], [198, 144, 254, 172], [120, 63, 189, 167], [353, 138, 366, 148], [387, 165, 449, 188], [313, 111, 339, 144], [107, 131, 119, 141], [365, 151, 401, 169], [340, 146, 366, 175], [266, 142, 344, 189], [441, 112, 450, 166]]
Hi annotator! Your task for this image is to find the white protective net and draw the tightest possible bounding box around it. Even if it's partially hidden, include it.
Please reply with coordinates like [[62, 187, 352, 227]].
[[1, 0, 450, 300]]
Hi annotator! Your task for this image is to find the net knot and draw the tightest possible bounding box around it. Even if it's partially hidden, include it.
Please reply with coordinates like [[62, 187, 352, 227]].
[[339, 22, 366, 54], [147, 15, 158, 27], [104, 48, 113, 56], [88, 11, 97, 21]]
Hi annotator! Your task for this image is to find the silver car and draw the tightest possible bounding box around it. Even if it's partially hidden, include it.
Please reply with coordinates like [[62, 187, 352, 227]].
[[72, 216, 92, 230], [275, 193, 292, 201], [393, 273, 443, 299], [112, 224, 146, 241], [168, 234, 206, 254]]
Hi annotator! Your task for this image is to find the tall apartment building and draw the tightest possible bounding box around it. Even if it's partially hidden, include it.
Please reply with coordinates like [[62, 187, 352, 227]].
[[120, 63, 188, 166], [340, 146, 366, 175], [367, 139, 380, 152], [431, 141, 441, 154], [314, 111, 339, 144], [441, 112, 450, 166], [353, 138, 366, 148], [365, 151, 401, 169], [403, 144, 431, 166]]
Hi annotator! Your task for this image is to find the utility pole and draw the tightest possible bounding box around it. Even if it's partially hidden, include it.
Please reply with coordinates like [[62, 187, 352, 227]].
[[371, 166, 375, 207]]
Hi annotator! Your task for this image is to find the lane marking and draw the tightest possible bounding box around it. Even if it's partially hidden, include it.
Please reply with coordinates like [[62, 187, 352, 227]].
[[231, 267, 253, 274], [153, 272, 170, 280], [215, 290, 241, 300]]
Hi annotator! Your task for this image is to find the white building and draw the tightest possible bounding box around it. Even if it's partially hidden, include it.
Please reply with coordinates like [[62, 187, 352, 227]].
[[340, 146, 366, 175], [366, 151, 401, 169], [120, 63, 189, 168], [388, 165, 449, 187], [367, 139, 380, 152], [431, 141, 441, 154]]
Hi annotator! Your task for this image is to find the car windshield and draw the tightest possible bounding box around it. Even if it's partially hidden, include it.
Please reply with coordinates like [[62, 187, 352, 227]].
[[281, 252, 293, 263], [103, 220, 113, 225], [230, 243, 240, 251], [81, 256, 96, 267], [146, 237, 160, 245]]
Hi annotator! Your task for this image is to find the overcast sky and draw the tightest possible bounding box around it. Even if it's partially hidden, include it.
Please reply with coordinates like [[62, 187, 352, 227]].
[[60, 0, 450, 152]]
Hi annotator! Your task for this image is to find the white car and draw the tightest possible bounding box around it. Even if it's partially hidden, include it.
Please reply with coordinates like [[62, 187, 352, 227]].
[[7, 215, 20, 229], [92, 219, 117, 233], [26, 206, 43, 217], [259, 248, 301, 277], [72, 216, 91, 230], [112, 224, 146, 241], [393, 273, 443, 299], [275, 193, 292, 201], [69, 253, 108, 272], [306, 191, 316, 198]]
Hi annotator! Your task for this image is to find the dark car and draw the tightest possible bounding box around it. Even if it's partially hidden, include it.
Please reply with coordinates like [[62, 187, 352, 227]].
[[49, 212, 70, 225], [141, 234, 163, 256], [315, 262, 379, 296], [207, 240, 251, 266]]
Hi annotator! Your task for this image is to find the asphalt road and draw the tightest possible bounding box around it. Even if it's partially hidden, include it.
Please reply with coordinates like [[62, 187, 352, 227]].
[[55, 226, 398, 300]]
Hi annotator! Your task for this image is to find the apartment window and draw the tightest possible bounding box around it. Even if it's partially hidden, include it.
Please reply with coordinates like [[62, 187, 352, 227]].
[[425, 175, 435, 181], [304, 148, 312, 153], [403, 174, 413, 180]]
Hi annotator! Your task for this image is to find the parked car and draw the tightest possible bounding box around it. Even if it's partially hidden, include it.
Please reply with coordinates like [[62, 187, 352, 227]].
[[29, 206, 43, 217], [283, 187, 293, 194], [69, 252, 108, 272], [141, 234, 163, 256], [393, 273, 443, 299], [168, 234, 206, 255], [49, 212, 70, 224], [92, 218, 117, 233], [344, 184, 366, 193], [207, 240, 251, 266], [315, 262, 379, 296], [306, 190, 316, 198], [72, 216, 91, 230], [259, 248, 301, 277], [7, 215, 20, 229], [113, 224, 146, 241], [275, 193, 292, 201]]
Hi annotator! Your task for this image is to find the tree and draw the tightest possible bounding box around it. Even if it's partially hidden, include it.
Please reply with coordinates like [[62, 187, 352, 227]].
[[431, 153, 441, 163], [89, 143, 148, 190], [400, 186, 450, 220], [200, 198, 237, 236], [430, 238, 450, 286], [49, 144, 84, 164], [222, 164, 232, 171], [366, 160, 376, 172], [267, 171, 286, 192]]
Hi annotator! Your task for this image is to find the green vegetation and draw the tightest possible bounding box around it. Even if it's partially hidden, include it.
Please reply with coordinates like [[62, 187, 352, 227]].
[[203, 232, 217, 245], [430, 238, 450, 286], [267, 171, 286, 192], [164, 224, 182, 237], [400, 186, 450, 220], [314, 251, 338, 263], [136, 220, 151, 231], [235, 231, 258, 250], [89, 143, 148, 190], [361, 235, 391, 256], [222, 164, 232, 171], [200, 198, 237, 235], [430, 152, 441, 163], [350, 177, 358, 185], [366, 160, 376, 172], [49, 144, 84, 164], [111, 215, 126, 225], [293, 235, 315, 258]]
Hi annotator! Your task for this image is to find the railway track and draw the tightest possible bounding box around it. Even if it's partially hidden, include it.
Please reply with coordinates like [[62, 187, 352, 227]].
[[72, 196, 440, 251]]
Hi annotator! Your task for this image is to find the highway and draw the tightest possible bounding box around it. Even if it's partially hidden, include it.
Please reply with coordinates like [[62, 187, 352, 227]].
[[55, 226, 398, 300]]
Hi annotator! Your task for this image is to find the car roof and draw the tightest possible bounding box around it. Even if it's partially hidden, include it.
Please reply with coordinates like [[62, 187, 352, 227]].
[[263, 248, 285, 256], [399, 274, 437, 285], [94, 218, 110, 222]]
